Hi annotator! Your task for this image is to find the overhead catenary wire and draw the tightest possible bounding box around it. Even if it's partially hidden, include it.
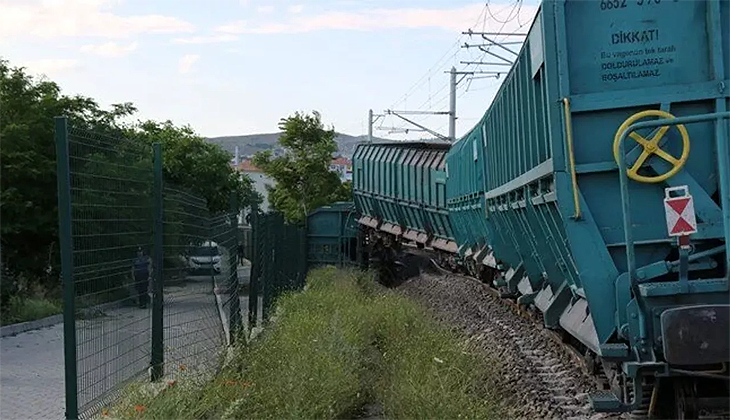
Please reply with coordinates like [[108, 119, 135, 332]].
[[387, 3, 491, 110], [374, 1, 527, 141], [382, 0, 530, 140]]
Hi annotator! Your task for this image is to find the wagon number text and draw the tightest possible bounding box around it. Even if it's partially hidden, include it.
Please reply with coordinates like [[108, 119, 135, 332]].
[[600, 0, 661, 11]]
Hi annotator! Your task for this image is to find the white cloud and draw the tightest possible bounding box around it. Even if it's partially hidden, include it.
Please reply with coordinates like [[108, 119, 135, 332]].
[[0, 0, 195, 40], [171, 34, 239, 45], [178, 54, 200, 74], [256, 5, 274, 14], [19, 58, 80, 76], [287, 5, 304, 14], [216, 3, 537, 34], [80, 41, 138, 57]]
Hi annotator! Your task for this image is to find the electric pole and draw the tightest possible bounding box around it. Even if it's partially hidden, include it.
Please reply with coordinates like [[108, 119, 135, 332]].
[[443, 68, 498, 142], [367, 109, 384, 143], [370, 68, 497, 144], [369, 29, 525, 143], [368, 109, 373, 143], [449, 67, 456, 142]]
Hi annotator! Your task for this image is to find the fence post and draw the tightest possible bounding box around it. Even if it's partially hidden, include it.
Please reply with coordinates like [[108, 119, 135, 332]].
[[262, 214, 273, 321], [56, 116, 78, 420], [300, 224, 307, 289], [228, 192, 242, 344], [248, 203, 259, 330], [151, 143, 164, 381]]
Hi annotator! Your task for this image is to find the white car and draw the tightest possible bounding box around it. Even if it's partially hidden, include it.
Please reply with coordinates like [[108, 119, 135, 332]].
[[186, 240, 222, 274]]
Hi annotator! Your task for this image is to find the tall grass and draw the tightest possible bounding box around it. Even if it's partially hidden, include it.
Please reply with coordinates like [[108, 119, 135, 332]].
[[109, 266, 504, 420]]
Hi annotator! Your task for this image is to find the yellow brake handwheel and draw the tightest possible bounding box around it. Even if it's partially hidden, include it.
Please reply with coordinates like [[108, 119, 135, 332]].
[[612, 110, 690, 184]]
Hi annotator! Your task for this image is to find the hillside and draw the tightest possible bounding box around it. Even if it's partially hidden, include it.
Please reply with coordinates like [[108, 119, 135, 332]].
[[205, 132, 394, 159]]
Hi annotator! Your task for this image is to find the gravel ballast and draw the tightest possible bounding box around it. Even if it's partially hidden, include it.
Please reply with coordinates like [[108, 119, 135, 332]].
[[394, 258, 628, 420]]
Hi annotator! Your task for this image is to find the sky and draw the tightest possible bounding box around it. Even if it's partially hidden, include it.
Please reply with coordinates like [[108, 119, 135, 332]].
[[0, 0, 540, 141]]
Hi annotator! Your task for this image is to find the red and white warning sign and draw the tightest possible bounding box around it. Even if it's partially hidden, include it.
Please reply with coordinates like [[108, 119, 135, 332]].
[[663, 186, 697, 237]]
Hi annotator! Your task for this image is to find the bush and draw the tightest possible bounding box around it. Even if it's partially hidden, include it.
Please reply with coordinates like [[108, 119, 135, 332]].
[[0, 295, 62, 326], [0, 265, 63, 326]]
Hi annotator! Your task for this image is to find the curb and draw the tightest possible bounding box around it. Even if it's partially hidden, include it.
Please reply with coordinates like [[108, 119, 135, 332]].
[[1, 294, 133, 338], [0, 313, 63, 338], [214, 288, 232, 347]]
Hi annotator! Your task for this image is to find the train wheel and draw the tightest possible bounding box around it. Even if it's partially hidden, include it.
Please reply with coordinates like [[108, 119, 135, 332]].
[[673, 378, 699, 420]]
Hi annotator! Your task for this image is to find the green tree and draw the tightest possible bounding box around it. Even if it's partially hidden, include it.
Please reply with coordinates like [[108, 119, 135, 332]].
[[252, 111, 351, 222], [0, 57, 260, 309], [0, 59, 135, 286], [127, 120, 261, 213]]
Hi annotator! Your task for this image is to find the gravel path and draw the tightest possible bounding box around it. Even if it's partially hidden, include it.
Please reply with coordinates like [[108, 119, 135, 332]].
[[394, 259, 627, 420]]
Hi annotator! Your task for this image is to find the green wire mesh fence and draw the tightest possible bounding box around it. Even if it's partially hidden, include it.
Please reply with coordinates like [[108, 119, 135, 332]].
[[248, 212, 307, 324], [55, 117, 243, 420], [160, 186, 230, 381], [60, 119, 154, 419], [245, 204, 361, 328], [57, 115, 360, 420]]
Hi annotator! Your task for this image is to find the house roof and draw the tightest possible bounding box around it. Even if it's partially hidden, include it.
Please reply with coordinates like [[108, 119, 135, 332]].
[[236, 160, 262, 172], [331, 156, 351, 166]]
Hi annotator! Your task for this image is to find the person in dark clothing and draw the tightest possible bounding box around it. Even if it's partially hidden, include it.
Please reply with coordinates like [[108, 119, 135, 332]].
[[132, 248, 151, 308], [237, 243, 244, 266]]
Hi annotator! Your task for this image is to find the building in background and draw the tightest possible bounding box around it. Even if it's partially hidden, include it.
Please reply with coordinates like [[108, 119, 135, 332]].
[[329, 156, 352, 182], [236, 159, 273, 215]]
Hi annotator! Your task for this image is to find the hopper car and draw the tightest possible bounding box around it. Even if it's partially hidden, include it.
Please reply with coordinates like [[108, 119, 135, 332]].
[[352, 0, 730, 417]]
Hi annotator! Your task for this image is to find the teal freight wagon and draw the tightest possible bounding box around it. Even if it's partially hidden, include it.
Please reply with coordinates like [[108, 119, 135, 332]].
[[352, 142, 456, 254], [353, 0, 730, 416], [306, 201, 359, 267], [444, 0, 730, 415], [445, 125, 495, 275]]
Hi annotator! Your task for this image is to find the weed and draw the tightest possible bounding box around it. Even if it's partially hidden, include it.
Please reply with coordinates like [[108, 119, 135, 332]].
[[112, 266, 505, 420]]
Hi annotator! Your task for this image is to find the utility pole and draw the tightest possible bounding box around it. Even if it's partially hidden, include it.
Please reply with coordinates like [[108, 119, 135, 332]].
[[367, 109, 384, 143], [368, 109, 373, 143], [449, 67, 457, 142], [443, 69, 497, 142], [371, 68, 497, 144], [371, 29, 523, 144], [369, 30, 526, 143]]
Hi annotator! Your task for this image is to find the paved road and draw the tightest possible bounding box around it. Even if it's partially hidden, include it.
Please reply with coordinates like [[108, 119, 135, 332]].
[[0, 323, 66, 420], [0, 258, 254, 420]]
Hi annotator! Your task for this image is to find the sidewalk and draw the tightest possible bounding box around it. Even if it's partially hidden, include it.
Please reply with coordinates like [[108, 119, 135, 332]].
[[0, 323, 65, 420], [0, 261, 245, 419]]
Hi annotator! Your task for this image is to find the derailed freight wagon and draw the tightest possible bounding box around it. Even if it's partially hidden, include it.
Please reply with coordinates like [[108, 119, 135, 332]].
[[445, 126, 494, 276], [306, 201, 360, 268], [448, 0, 729, 415], [352, 142, 456, 258]]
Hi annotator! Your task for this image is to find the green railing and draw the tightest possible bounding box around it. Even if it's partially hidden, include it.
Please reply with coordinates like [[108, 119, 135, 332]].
[[55, 117, 243, 419]]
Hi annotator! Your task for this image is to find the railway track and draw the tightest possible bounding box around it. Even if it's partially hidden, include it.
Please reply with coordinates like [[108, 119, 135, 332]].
[[389, 247, 729, 420], [426, 253, 589, 368]]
